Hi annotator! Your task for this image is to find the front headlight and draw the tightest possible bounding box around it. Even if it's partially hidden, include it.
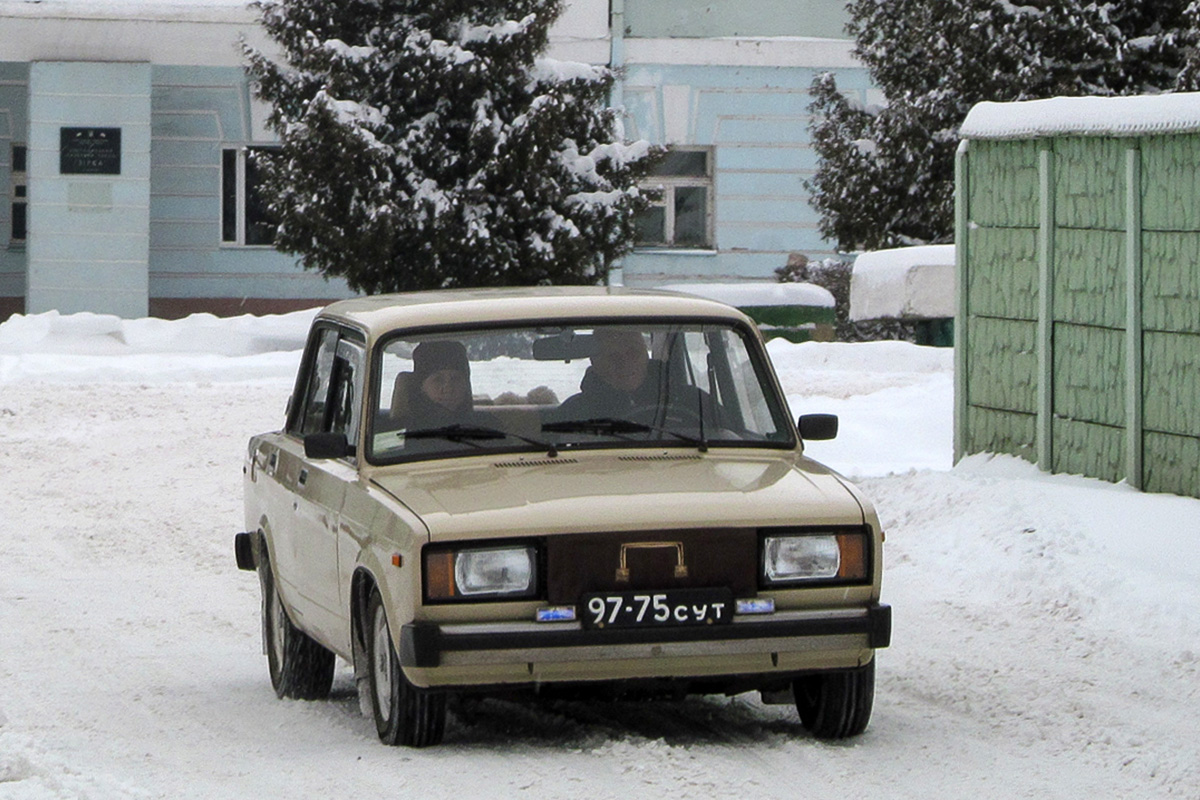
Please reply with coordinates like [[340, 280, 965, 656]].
[[424, 543, 539, 601], [761, 531, 868, 585]]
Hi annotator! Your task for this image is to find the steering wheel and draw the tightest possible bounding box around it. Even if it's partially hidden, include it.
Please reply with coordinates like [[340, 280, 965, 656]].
[[628, 402, 704, 428]]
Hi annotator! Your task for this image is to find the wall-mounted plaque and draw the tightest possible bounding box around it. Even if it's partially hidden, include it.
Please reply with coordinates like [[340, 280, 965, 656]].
[[60, 127, 122, 175]]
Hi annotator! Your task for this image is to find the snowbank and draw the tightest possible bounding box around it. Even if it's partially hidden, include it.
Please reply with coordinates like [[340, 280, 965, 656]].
[[849, 244, 955, 321], [0, 0, 254, 21], [0, 0, 249, 6], [0, 309, 315, 383]]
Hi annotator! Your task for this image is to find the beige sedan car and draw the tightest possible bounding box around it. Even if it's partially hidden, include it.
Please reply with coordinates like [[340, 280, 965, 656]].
[[236, 287, 890, 746]]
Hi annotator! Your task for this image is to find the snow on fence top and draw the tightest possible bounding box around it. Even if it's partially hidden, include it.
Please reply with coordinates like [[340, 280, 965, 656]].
[[657, 281, 834, 309], [961, 92, 1200, 139], [849, 244, 955, 321]]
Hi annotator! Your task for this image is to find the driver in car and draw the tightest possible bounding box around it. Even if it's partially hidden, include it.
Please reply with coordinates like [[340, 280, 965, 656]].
[[552, 329, 664, 421]]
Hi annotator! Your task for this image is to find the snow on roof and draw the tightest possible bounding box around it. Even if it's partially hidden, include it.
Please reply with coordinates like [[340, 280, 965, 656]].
[[849, 244, 955, 321], [961, 92, 1200, 139], [657, 281, 835, 309]]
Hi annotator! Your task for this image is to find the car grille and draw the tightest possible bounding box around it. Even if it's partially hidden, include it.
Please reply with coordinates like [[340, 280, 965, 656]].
[[545, 528, 758, 603]]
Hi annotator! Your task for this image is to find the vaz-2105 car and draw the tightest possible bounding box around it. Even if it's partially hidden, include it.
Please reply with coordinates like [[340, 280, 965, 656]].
[[236, 288, 890, 746]]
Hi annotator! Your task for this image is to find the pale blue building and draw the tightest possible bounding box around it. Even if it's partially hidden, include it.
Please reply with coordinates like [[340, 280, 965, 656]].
[[612, 0, 874, 287], [0, 0, 873, 319]]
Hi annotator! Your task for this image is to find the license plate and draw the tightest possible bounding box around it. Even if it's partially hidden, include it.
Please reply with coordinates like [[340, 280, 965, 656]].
[[580, 588, 734, 629]]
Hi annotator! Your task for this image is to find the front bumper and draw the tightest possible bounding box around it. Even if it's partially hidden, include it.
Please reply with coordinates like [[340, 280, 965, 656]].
[[400, 603, 890, 670]]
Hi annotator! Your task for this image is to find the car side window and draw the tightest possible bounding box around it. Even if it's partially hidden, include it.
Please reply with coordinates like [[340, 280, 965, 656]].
[[293, 327, 340, 437], [329, 339, 365, 443], [290, 325, 365, 444]]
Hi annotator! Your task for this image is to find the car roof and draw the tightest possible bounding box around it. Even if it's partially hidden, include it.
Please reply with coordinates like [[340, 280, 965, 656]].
[[316, 286, 753, 336]]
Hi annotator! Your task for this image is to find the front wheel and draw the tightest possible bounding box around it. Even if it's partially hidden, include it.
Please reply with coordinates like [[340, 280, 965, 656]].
[[366, 590, 446, 747], [793, 659, 875, 739], [260, 556, 335, 700]]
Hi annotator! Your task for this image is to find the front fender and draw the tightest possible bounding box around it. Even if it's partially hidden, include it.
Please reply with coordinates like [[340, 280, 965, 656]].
[[349, 509, 427, 673]]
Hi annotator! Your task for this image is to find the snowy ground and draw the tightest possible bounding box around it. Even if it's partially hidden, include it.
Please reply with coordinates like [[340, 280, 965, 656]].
[[1, 310, 1197, 799]]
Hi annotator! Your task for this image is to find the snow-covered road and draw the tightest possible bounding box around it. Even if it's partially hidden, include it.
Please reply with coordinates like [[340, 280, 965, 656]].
[[1, 313, 1197, 798]]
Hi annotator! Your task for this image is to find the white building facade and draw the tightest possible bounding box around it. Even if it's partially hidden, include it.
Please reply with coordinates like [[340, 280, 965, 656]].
[[0, 0, 873, 319]]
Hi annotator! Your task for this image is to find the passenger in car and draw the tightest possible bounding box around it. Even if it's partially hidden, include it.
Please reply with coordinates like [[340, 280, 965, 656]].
[[392, 340, 485, 430]]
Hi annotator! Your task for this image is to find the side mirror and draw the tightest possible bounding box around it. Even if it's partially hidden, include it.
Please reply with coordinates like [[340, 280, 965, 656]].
[[304, 431, 351, 459], [798, 413, 838, 441]]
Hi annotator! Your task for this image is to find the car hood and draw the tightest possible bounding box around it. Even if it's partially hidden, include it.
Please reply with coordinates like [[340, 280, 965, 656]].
[[369, 451, 866, 541]]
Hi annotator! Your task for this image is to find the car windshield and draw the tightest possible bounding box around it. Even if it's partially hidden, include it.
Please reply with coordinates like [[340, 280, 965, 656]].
[[367, 321, 795, 464]]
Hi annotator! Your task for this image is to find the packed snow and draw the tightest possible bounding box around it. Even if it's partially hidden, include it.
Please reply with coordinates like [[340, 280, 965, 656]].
[[2, 308, 1198, 799]]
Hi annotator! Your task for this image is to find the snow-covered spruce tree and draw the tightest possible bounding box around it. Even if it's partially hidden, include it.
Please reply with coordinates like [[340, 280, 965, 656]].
[[244, 0, 657, 293], [808, 0, 1199, 252], [1177, 1, 1200, 89]]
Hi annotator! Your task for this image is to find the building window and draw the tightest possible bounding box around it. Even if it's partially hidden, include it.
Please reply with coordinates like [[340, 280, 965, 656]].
[[635, 147, 713, 249], [10, 143, 27, 245], [221, 146, 278, 246]]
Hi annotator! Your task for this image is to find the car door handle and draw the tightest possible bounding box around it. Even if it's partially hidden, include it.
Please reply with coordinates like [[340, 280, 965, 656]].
[[298, 468, 308, 486]]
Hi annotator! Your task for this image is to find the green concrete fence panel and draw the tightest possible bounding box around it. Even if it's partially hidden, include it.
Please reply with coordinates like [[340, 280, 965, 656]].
[[1141, 135, 1200, 231], [1052, 418, 1124, 484], [963, 407, 1036, 460], [1053, 228, 1126, 327], [966, 316, 1038, 414], [1143, 331, 1200, 437], [1052, 322, 1125, 428], [967, 227, 1040, 319], [1054, 137, 1127, 230], [1142, 232, 1200, 334], [1144, 432, 1200, 497], [967, 140, 1040, 228]]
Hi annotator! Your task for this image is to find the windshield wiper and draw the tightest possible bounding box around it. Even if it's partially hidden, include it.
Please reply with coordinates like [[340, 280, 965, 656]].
[[543, 417, 707, 452], [405, 424, 559, 457]]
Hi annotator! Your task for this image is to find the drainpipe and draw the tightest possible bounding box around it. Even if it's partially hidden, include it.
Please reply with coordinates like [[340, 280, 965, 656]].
[[607, 0, 627, 287], [609, 0, 625, 114]]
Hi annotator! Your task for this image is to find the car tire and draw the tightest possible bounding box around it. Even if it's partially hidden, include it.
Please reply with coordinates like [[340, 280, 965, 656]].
[[793, 658, 875, 739], [260, 556, 335, 700], [366, 590, 446, 747]]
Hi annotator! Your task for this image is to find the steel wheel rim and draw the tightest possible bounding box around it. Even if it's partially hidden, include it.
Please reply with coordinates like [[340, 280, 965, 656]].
[[269, 586, 287, 670], [372, 605, 393, 720]]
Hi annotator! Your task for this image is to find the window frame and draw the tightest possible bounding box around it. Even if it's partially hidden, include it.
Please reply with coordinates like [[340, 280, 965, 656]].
[[221, 144, 279, 247], [364, 316, 797, 466], [287, 322, 368, 459], [634, 146, 715, 250]]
